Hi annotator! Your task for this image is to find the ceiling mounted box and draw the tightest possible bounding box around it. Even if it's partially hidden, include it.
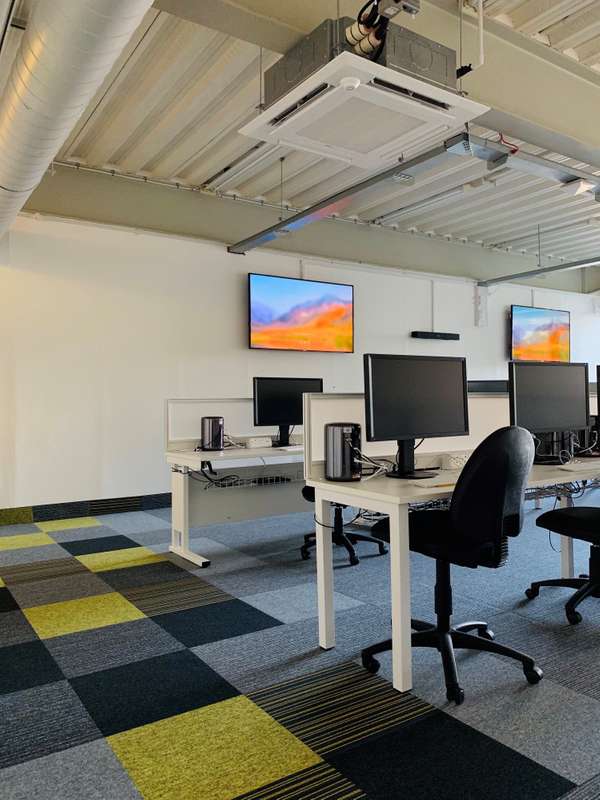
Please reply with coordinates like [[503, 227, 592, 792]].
[[241, 51, 488, 169]]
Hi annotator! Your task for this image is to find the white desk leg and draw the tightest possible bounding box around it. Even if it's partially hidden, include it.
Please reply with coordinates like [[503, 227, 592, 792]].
[[315, 490, 335, 650], [559, 495, 575, 579], [388, 503, 413, 693], [169, 468, 211, 568], [534, 498, 542, 510]]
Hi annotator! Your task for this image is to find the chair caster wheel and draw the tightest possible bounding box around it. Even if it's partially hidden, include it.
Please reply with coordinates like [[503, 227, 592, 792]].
[[480, 628, 495, 641], [362, 654, 380, 674], [525, 586, 538, 600], [524, 665, 544, 684], [300, 546, 311, 561], [349, 554, 360, 566], [378, 544, 388, 556], [566, 609, 582, 625], [446, 686, 465, 705]]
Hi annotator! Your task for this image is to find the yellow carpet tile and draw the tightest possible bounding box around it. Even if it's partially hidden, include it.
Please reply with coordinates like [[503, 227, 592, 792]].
[[109, 696, 322, 800], [76, 547, 167, 572], [23, 592, 145, 639], [0, 533, 55, 551], [36, 517, 100, 532]]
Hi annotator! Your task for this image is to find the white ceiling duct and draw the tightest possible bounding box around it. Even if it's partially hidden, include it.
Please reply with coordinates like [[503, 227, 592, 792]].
[[0, 0, 153, 236]]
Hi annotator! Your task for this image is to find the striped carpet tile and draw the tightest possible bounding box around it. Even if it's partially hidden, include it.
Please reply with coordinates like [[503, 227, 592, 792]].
[[248, 661, 434, 756], [0, 558, 87, 585], [561, 775, 600, 800], [234, 763, 367, 800], [122, 577, 232, 615]]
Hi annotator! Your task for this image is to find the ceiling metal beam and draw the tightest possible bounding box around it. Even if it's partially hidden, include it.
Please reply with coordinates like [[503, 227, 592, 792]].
[[477, 256, 600, 287], [227, 141, 452, 254]]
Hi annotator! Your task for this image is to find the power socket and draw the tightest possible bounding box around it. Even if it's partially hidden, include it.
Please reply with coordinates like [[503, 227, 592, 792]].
[[246, 437, 273, 449]]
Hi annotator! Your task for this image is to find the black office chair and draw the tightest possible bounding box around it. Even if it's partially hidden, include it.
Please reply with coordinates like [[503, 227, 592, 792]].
[[300, 485, 387, 566], [526, 507, 600, 624], [361, 426, 543, 705]]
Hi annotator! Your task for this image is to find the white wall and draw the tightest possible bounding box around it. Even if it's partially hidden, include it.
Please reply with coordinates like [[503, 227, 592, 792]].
[[2, 215, 600, 508]]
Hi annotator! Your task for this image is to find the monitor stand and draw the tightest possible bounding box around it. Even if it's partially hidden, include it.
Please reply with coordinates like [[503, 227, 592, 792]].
[[273, 425, 290, 448], [386, 439, 437, 480]]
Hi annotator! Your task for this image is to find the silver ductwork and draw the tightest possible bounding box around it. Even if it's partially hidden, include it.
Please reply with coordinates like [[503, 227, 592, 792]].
[[0, 0, 154, 236]]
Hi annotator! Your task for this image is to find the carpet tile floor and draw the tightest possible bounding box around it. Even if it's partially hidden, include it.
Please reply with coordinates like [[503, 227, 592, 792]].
[[2, 494, 600, 798]]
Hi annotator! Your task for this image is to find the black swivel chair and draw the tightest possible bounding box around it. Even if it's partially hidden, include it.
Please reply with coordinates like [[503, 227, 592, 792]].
[[300, 485, 387, 566], [526, 507, 600, 624], [361, 426, 543, 704]]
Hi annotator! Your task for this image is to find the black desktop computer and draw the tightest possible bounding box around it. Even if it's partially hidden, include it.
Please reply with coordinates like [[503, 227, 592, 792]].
[[363, 353, 470, 479], [508, 361, 590, 464], [253, 376, 323, 447]]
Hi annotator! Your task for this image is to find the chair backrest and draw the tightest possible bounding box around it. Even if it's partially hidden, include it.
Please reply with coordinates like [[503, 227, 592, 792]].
[[450, 426, 534, 567]]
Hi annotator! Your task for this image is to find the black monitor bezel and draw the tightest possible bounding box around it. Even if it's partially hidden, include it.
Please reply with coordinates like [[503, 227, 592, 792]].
[[247, 273, 355, 353], [510, 304, 571, 363], [508, 360, 590, 434], [252, 376, 324, 427], [363, 353, 470, 442]]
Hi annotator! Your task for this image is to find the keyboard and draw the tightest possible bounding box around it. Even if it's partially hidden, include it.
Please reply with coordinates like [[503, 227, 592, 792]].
[[277, 445, 303, 452], [558, 460, 600, 474]]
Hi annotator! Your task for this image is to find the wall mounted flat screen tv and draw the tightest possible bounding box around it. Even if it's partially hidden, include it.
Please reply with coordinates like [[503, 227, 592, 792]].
[[248, 273, 354, 353], [511, 305, 570, 363]]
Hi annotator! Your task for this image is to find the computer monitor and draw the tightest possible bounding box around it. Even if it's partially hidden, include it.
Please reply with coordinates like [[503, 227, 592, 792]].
[[364, 354, 469, 479], [508, 361, 589, 436], [253, 377, 323, 447]]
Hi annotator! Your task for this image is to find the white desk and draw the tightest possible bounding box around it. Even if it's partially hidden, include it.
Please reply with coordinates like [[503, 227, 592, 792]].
[[307, 462, 600, 694], [166, 446, 305, 567]]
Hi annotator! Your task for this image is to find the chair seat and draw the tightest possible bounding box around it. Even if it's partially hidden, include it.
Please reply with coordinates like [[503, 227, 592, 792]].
[[372, 509, 494, 568], [536, 507, 600, 545]]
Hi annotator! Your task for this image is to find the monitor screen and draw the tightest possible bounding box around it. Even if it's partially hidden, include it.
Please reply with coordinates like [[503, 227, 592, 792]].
[[511, 305, 570, 362], [248, 273, 354, 353], [509, 361, 589, 433], [253, 377, 323, 427], [364, 354, 469, 442]]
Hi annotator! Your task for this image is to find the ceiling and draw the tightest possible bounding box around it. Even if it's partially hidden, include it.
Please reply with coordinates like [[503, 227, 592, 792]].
[[3, 0, 600, 274], [481, 0, 600, 74]]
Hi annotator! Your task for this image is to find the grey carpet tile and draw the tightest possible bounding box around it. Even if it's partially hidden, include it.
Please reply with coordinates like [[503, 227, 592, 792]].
[[9, 572, 113, 609], [242, 582, 363, 623], [0, 545, 73, 568], [122, 576, 233, 616], [95, 511, 168, 535], [0, 610, 38, 647], [561, 774, 600, 800], [124, 527, 171, 546], [191, 512, 315, 550], [43, 618, 185, 679], [0, 681, 101, 769], [0, 739, 142, 800], [0, 557, 88, 586], [143, 507, 171, 522], [192, 617, 351, 695], [0, 524, 40, 536]]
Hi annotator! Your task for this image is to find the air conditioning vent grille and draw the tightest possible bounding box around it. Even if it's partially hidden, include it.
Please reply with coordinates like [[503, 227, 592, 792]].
[[270, 84, 331, 127], [371, 77, 450, 112]]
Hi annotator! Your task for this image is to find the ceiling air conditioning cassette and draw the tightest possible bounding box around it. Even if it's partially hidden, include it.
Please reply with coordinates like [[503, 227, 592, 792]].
[[240, 52, 488, 170]]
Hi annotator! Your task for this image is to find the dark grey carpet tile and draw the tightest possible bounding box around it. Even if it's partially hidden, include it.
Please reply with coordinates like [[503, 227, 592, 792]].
[[0, 611, 38, 647], [0, 557, 88, 586], [0, 681, 101, 769], [122, 576, 233, 616], [560, 774, 600, 800], [9, 573, 113, 609], [0, 739, 143, 800], [0, 641, 64, 694], [44, 618, 185, 679], [97, 560, 191, 590], [234, 763, 367, 800]]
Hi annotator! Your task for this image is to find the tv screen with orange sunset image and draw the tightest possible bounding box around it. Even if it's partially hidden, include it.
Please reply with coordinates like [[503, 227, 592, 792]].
[[511, 305, 570, 362], [249, 273, 354, 353]]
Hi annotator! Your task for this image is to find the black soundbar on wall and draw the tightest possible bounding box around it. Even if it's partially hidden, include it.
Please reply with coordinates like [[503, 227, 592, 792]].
[[468, 380, 509, 393], [411, 331, 460, 341]]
